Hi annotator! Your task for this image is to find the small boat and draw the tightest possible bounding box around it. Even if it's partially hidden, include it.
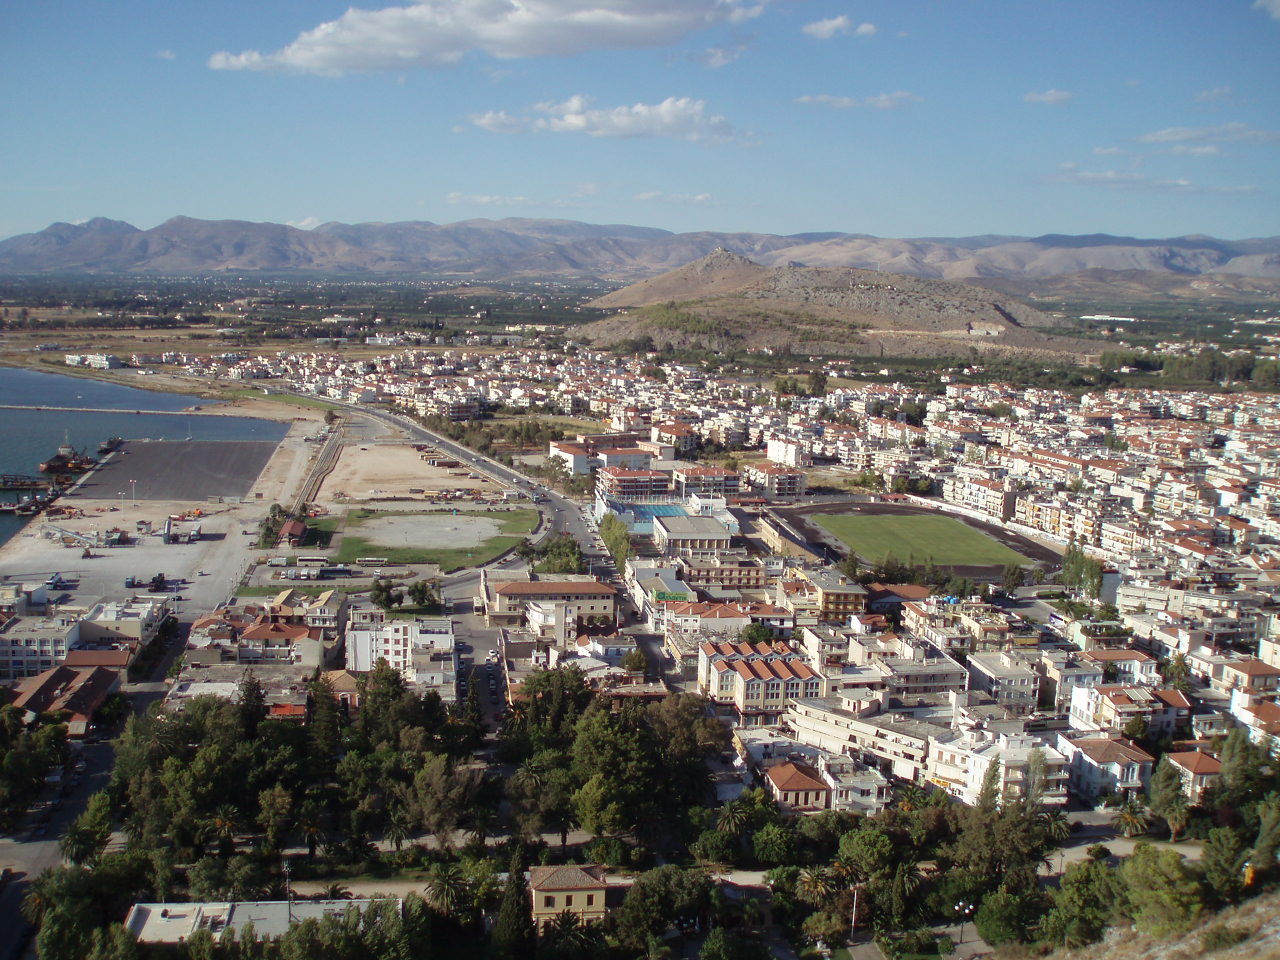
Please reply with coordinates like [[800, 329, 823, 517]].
[[98, 436, 123, 455]]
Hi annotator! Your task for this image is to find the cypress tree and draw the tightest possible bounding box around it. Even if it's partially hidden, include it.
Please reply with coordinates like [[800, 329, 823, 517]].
[[491, 848, 534, 959]]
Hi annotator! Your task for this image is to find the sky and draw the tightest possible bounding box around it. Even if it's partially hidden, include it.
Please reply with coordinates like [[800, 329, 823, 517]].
[[2, 0, 1278, 242]]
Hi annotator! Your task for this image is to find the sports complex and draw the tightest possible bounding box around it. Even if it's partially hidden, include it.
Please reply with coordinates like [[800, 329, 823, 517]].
[[779, 499, 1060, 578]]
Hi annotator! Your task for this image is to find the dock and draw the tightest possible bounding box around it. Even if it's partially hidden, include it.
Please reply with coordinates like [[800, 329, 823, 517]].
[[0, 474, 58, 492], [0, 404, 224, 416]]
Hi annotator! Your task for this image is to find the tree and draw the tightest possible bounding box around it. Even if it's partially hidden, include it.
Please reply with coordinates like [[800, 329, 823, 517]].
[[805, 369, 828, 398], [737, 623, 774, 646], [1001, 562, 1024, 595], [612, 866, 712, 953], [1111, 798, 1149, 839], [491, 849, 535, 960], [973, 886, 1045, 946], [1201, 827, 1249, 905], [1147, 756, 1186, 835], [699, 925, 770, 960], [407, 580, 439, 610], [752, 823, 796, 867], [622, 648, 648, 673], [1119, 842, 1205, 937], [1040, 859, 1123, 948], [1250, 800, 1280, 882], [236, 673, 268, 735], [424, 862, 470, 919]]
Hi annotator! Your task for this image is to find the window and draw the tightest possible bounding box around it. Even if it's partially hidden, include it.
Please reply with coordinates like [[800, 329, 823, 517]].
[[586, 894, 595, 906], [543, 895, 555, 908]]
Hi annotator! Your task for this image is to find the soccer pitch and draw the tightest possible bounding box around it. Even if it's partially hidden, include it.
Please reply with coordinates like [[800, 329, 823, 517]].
[[813, 512, 1028, 566]]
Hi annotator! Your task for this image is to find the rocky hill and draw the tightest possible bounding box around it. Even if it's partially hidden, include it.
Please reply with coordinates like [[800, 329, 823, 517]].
[[1045, 889, 1280, 960], [580, 252, 1099, 359], [0, 216, 1277, 288]]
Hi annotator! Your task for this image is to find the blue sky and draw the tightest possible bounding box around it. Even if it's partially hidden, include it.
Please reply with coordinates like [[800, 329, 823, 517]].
[[2, 0, 1278, 241]]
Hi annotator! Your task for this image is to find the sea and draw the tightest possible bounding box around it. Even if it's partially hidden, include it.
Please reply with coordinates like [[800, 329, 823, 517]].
[[0, 367, 287, 548]]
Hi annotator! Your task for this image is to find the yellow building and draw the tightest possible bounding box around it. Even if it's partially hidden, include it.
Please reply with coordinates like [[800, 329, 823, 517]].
[[529, 865, 609, 931]]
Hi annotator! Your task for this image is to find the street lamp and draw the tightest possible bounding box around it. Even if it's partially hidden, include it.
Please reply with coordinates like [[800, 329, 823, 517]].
[[129, 479, 137, 506], [118, 491, 125, 511], [954, 901, 975, 944]]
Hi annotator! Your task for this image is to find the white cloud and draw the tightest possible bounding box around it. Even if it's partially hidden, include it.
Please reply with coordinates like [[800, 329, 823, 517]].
[[1194, 85, 1232, 102], [698, 39, 751, 68], [802, 16, 875, 39], [156, 49, 176, 61], [1092, 146, 1125, 156], [287, 216, 321, 229], [1050, 167, 1257, 195], [1170, 144, 1222, 156], [446, 191, 534, 206], [1023, 89, 1073, 105], [795, 91, 920, 110], [1138, 121, 1280, 144], [209, 0, 762, 75], [470, 94, 736, 141], [469, 109, 525, 134], [1255, 0, 1280, 19], [634, 190, 712, 205], [802, 15, 849, 39]]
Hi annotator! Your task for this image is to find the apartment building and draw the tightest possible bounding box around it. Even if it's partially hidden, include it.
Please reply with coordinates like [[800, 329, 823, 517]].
[[787, 695, 934, 781], [1068, 684, 1191, 736], [926, 730, 1068, 807], [1055, 734, 1154, 802], [966, 651, 1042, 713], [743, 461, 808, 497]]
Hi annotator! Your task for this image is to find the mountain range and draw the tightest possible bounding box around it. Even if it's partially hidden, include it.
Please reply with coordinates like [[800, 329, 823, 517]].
[[1, 215, 1278, 284]]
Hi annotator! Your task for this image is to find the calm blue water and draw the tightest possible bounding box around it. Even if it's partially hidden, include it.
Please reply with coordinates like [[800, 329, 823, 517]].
[[0, 367, 287, 546]]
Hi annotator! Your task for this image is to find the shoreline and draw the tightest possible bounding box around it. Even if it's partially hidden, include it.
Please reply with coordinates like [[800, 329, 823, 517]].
[[0, 362, 322, 424]]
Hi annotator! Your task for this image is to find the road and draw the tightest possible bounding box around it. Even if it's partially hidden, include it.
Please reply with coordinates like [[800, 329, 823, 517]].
[[0, 741, 114, 960]]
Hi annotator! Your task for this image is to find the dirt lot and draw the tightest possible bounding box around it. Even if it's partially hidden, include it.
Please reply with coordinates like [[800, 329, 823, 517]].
[[316, 443, 505, 506]]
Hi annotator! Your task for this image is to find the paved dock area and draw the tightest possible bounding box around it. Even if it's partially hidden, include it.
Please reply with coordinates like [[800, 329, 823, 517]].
[[74, 440, 280, 502]]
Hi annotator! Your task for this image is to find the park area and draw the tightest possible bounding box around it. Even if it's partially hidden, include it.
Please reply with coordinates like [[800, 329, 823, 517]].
[[813, 512, 1028, 566], [331, 507, 539, 570]]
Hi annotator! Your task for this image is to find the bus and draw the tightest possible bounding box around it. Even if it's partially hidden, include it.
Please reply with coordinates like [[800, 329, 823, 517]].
[[356, 556, 389, 566], [296, 556, 329, 567]]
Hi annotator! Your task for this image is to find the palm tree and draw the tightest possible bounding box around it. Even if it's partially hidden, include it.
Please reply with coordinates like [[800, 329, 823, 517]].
[[207, 804, 239, 858], [897, 783, 927, 812], [1038, 808, 1072, 845], [795, 868, 836, 908], [58, 822, 103, 866], [424, 862, 469, 919], [296, 802, 324, 858], [384, 807, 411, 853], [1112, 798, 1149, 839], [716, 801, 750, 836], [320, 882, 353, 900]]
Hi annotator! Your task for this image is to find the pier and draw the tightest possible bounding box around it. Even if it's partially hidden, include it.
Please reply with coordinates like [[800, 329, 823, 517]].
[[0, 403, 224, 416], [0, 474, 56, 492]]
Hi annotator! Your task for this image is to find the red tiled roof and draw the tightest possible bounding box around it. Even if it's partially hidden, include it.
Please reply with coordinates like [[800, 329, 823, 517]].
[[495, 581, 616, 597], [1167, 751, 1222, 775], [766, 761, 830, 793]]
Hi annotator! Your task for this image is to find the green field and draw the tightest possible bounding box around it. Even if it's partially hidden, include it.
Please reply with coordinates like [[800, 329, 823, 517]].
[[334, 508, 539, 571], [813, 512, 1028, 566]]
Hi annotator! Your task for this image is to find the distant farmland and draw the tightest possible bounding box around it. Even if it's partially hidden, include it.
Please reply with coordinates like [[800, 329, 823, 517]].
[[814, 513, 1028, 566]]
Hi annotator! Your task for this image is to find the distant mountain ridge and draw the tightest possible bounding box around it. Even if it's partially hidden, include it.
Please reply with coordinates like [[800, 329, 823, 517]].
[[0, 215, 1277, 282]]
